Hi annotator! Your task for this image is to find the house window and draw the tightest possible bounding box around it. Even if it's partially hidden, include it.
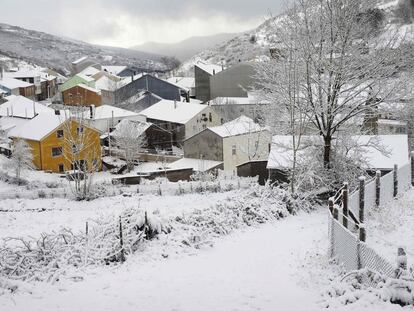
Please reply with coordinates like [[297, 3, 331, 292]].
[[56, 130, 64, 138], [209, 113, 212, 122], [58, 164, 65, 173], [232, 145, 237, 155], [72, 144, 79, 154], [51, 147, 63, 157], [202, 124, 207, 129]]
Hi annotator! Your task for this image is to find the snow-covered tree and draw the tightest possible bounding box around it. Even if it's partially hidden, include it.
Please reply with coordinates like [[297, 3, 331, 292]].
[[257, 0, 407, 169], [256, 0, 410, 192], [112, 120, 147, 172], [10, 138, 33, 182], [61, 106, 101, 200]]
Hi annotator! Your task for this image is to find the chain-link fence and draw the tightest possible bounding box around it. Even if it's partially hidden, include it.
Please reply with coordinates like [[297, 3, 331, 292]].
[[328, 162, 412, 277]]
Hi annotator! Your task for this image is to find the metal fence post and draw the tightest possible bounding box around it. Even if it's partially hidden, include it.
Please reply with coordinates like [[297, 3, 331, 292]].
[[393, 164, 398, 198], [359, 224, 366, 243], [328, 197, 334, 214], [333, 206, 339, 221], [358, 176, 365, 223], [411, 152, 414, 186], [397, 247, 407, 270], [342, 183, 349, 229], [375, 170, 381, 208]]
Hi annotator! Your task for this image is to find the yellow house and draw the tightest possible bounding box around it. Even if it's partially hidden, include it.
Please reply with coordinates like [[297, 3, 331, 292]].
[[8, 112, 102, 173]]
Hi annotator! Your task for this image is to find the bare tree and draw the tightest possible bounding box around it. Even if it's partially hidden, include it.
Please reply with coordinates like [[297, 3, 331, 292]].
[[257, 0, 408, 172], [112, 120, 147, 172], [10, 138, 33, 182], [61, 106, 101, 200]]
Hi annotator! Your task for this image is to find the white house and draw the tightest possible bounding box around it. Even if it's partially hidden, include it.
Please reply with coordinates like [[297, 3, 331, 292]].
[[138, 99, 220, 145], [84, 105, 145, 133], [183, 116, 272, 171]]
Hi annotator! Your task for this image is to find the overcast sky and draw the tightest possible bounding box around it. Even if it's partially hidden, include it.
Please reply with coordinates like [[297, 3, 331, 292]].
[[0, 0, 287, 47]]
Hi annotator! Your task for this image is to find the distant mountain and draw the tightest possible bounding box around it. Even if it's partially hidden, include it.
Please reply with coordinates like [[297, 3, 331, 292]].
[[0, 23, 166, 74], [131, 33, 239, 62]]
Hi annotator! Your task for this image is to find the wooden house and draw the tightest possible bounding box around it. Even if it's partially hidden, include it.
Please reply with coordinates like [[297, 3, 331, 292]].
[[62, 84, 102, 107]]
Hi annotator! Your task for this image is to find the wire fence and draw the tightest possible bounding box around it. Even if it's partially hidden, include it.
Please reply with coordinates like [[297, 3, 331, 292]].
[[328, 162, 412, 277]]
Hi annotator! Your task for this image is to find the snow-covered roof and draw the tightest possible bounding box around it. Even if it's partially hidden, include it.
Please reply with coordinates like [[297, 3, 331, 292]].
[[102, 66, 127, 76], [0, 95, 53, 119], [267, 135, 410, 170], [209, 93, 268, 106], [354, 135, 409, 170], [0, 116, 30, 133], [110, 119, 152, 137], [87, 105, 138, 120], [95, 75, 125, 91], [72, 56, 88, 65], [377, 119, 407, 126], [0, 77, 33, 89], [195, 61, 223, 75], [79, 66, 101, 77], [72, 83, 101, 94], [7, 111, 69, 141], [167, 77, 195, 89], [209, 116, 266, 138], [170, 158, 222, 172], [75, 73, 95, 83], [139, 100, 209, 124], [4, 70, 56, 82]]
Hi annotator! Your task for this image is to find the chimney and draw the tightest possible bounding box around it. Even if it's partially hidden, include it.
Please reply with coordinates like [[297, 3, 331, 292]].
[[33, 101, 36, 116], [6, 107, 9, 117], [131, 75, 134, 82], [174, 100, 177, 109]]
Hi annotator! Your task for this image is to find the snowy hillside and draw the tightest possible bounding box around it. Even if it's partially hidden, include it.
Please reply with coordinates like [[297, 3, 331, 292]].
[[181, 0, 413, 71], [0, 23, 166, 74]]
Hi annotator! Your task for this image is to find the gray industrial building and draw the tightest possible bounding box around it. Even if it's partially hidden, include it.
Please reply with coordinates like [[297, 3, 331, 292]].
[[210, 63, 257, 99]]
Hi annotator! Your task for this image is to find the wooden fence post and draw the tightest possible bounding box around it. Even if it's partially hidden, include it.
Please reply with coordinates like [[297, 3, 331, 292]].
[[375, 170, 381, 208], [393, 164, 398, 198], [359, 176, 365, 223], [342, 183, 349, 229]]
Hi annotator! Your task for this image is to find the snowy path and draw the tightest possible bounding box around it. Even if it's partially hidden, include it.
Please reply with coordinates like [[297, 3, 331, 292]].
[[1, 210, 328, 311]]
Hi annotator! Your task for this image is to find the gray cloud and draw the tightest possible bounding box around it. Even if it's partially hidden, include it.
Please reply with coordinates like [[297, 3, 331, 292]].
[[0, 0, 287, 47]]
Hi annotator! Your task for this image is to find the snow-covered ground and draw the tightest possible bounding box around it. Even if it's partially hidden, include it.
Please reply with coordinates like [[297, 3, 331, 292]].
[[0, 209, 329, 311], [0, 191, 239, 238], [366, 188, 414, 264]]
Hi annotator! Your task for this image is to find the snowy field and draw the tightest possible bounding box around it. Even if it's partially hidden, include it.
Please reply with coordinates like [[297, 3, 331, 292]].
[[0, 166, 413, 310], [0, 209, 331, 311]]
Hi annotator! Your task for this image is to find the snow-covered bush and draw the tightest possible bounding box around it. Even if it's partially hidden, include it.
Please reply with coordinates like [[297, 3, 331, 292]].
[[0, 185, 312, 290], [322, 268, 414, 308]]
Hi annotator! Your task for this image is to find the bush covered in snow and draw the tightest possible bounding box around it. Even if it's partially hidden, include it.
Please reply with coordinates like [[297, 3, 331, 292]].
[[322, 268, 414, 308], [0, 185, 310, 290]]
